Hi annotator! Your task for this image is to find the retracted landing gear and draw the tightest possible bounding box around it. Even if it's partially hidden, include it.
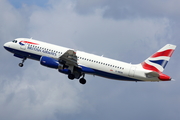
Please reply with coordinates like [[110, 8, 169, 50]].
[[19, 58, 26, 67]]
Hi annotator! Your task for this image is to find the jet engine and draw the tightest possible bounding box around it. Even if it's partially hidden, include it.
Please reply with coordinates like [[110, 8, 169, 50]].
[[40, 56, 63, 69]]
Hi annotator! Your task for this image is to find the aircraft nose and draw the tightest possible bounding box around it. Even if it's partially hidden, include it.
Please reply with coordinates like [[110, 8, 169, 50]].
[[4, 42, 10, 49]]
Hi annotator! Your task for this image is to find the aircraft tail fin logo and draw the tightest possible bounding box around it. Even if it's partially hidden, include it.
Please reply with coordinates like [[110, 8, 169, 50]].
[[141, 44, 176, 73]]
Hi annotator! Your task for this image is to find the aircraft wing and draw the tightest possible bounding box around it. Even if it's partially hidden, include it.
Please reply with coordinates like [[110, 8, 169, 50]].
[[58, 50, 78, 67]]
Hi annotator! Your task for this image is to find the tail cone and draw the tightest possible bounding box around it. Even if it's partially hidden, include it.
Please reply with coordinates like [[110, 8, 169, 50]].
[[158, 73, 171, 81]]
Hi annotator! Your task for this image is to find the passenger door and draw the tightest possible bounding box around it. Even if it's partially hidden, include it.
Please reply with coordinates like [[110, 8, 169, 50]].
[[128, 66, 136, 77]]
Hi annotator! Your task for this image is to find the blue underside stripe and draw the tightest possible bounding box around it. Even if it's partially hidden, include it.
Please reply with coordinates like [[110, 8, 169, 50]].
[[4, 47, 142, 81], [5, 47, 41, 61], [92, 69, 141, 81]]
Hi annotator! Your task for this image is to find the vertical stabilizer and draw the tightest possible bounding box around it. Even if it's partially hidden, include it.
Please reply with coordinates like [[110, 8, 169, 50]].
[[141, 44, 176, 73]]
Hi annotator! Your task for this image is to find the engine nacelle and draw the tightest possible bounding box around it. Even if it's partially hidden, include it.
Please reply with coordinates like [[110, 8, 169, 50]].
[[40, 56, 63, 69]]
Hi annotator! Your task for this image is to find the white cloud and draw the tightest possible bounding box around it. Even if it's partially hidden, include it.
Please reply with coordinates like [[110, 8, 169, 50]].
[[0, 62, 88, 120], [75, 0, 180, 20], [28, 1, 172, 61], [1, 0, 180, 120]]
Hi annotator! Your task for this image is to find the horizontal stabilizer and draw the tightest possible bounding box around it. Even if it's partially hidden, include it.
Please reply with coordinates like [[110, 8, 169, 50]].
[[145, 71, 159, 78], [145, 71, 171, 81]]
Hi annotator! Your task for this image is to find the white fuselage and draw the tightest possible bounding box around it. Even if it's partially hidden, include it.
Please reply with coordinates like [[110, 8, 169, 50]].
[[4, 38, 167, 82]]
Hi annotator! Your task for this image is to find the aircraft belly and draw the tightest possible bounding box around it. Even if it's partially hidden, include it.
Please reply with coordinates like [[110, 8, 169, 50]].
[[92, 69, 142, 81]]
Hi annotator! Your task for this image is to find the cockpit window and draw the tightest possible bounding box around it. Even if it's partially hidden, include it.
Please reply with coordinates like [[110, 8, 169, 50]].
[[12, 40, 17, 43]]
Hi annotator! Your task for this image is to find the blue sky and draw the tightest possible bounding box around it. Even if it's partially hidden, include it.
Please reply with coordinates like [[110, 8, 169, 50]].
[[1, 0, 180, 120]]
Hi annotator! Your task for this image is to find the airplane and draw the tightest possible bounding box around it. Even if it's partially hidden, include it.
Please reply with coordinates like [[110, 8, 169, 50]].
[[3, 38, 176, 84]]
